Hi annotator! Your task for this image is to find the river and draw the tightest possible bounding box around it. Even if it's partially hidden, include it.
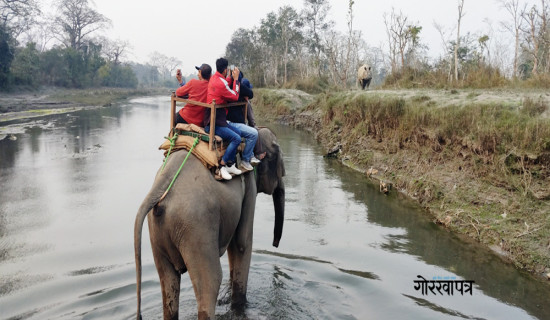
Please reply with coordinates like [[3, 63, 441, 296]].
[[0, 96, 549, 320]]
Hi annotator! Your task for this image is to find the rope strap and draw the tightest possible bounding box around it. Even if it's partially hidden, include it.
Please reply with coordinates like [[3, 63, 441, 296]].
[[161, 130, 179, 171], [159, 137, 200, 202]]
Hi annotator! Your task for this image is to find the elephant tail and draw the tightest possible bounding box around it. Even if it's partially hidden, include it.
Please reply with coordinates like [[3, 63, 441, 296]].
[[134, 197, 159, 320]]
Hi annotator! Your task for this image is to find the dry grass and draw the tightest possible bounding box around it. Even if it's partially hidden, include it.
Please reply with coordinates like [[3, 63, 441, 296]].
[[256, 88, 550, 274]]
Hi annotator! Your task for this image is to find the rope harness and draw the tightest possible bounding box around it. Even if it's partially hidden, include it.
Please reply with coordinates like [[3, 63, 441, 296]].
[[161, 130, 179, 171], [159, 135, 200, 202]]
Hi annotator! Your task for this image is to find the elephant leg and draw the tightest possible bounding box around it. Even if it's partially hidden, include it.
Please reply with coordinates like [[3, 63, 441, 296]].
[[184, 243, 223, 320], [227, 238, 252, 308], [153, 252, 181, 320], [227, 175, 256, 308]]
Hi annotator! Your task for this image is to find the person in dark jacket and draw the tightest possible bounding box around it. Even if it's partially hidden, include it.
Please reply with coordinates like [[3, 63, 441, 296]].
[[226, 71, 260, 168], [227, 74, 266, 160]]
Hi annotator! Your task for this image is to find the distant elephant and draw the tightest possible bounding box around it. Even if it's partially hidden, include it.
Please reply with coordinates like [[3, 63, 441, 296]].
[[134, 127, 285, 320], [357, 64, 373, 90]]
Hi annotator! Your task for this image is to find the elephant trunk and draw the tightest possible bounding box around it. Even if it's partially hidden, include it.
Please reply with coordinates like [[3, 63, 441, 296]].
[[272, 182, 285, 247]]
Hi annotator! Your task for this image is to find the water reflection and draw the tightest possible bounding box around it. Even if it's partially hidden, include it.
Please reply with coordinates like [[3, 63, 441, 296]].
[[403, 294, 488, 320], [0, 136, 19, 168], [321, 153, 550, 319]]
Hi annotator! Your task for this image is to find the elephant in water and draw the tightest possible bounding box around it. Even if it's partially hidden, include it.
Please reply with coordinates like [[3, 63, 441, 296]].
[[357, 64, 373, 90], [134, 127, 285, 320]]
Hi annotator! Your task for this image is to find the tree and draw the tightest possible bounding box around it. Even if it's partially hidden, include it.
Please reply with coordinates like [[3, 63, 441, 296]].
[[98, 63, 137, 88], [0, 0, 40, 39], [302, 0, 333, 77], [225, 28, 263, 85], [500, 0, 527, 78], [10, 41, 40, 85], [148, 51, 181, 82], [325, 0, 359, 87], [53, 0, 111, 50], [455, 0, 466, 82], [0, 0, 40, 87], [383, 8, 421, 73], [258, 12, 281, 86], [434, 22, 454, 81], [0, 25, 15, 87], [100, 37, 131, 65], [278, 6, 303, 84], [522, 5, 542, 75]]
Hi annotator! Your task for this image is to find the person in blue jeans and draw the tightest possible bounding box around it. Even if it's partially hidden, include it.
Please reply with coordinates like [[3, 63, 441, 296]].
[[226, 71, 259, 172], [205, 58, 244, 180], [204, 122, 243, 179]]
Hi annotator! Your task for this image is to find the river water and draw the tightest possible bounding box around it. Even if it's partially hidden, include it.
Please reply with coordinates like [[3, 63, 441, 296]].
[[0, 96, 549, 320]]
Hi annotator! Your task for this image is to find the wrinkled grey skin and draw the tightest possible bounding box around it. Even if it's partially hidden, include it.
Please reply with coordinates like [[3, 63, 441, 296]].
[[134, 128, 285, 320]]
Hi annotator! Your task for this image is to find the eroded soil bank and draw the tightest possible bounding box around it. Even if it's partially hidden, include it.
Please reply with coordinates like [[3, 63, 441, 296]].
[[253, 87, 550, 280]]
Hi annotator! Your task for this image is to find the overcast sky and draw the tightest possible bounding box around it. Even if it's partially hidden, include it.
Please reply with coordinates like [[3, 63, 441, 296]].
[[49, 0, 539, 75]]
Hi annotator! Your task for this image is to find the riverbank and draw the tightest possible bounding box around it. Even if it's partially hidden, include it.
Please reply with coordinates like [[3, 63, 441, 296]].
[[253, 87, 550, 279], [0, 87, 168, 123]]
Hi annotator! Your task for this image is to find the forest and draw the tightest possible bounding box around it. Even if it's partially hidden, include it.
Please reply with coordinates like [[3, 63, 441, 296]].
[[2, 0, 550, 91]]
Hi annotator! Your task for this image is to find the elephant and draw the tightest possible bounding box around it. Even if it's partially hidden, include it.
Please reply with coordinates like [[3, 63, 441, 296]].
[[134, 127, 285, 320], [357, 64, 373, 90]]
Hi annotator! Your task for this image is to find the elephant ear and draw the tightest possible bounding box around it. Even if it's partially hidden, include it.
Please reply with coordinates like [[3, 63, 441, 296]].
[[274, 141, 285, 178]]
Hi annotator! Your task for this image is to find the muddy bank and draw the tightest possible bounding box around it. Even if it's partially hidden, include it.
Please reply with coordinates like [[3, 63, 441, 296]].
[[254, 88, 550, 280], [0, 87, 168, 123]]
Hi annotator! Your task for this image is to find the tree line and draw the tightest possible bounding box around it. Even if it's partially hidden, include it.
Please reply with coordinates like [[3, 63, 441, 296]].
[[225, 0, 550, 89], [2, 0, 550, 91], [0, 0, 183, 90]]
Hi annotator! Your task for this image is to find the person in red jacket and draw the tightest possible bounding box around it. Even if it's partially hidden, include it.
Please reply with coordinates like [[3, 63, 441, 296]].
[[174, 64, 211, 127], [205, 58, 243, 180]]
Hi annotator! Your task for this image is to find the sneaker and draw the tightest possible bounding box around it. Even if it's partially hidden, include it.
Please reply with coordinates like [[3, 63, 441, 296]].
[[240, 161, 253, 172], [250, 157, 261, 166], [225, 164, 242, 176], [219, 166, 232, 180]]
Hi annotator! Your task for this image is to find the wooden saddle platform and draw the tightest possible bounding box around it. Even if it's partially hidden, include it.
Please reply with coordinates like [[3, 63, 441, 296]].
[[158, 93, 248, 169]]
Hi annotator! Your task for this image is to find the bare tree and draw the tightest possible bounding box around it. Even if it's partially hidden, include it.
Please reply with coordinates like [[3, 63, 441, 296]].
[[0, 0, 40, 39], [101, 37, 131, 65], [522, 5, 542, 75], [324, 1, 361, 88], [434, 22, 454, 82], [500, 0, 527, 78], [454, 0, 466, 82], [384, 12, 398, 73], [302, 0, 333, 77], [278, 6, 302, 84], [53, 0, 111, 50], [148, 51, 181, 81], [540, 0, 549, 73], [383, 8, 420, 73]]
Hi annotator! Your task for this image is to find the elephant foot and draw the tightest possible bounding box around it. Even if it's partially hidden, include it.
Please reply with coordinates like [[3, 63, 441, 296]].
[[198, 311, 212, 320], [231, 298, 247, 312], [231, 288, 247, 310]]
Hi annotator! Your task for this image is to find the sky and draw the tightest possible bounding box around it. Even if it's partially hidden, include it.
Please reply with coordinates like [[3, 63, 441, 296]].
[[43, 0, 537, 75]]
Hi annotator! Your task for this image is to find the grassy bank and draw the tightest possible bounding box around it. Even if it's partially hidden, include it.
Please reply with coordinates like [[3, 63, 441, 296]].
[[46, 87, 169, 106], [253, 88, 550, 277], [0, 87, 169, 122]]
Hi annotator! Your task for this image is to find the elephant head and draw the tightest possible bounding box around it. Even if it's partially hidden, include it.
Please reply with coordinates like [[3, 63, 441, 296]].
[[256, 127, 285, 248]]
